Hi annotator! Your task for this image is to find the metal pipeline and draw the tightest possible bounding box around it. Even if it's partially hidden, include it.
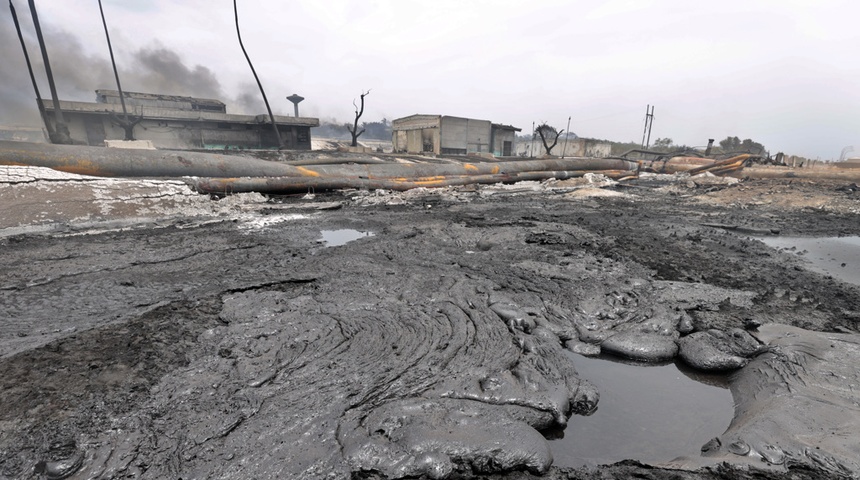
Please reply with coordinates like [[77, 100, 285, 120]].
[[284, 157, 389, 166], [0, 141, 637, 179], [644, 154, 754, 175], [730, 167, 860, 181], [686, 154, 753, 175], [0, 140, 304, 177], [293, 157, 638, 180], [189, 170, 638, 195]]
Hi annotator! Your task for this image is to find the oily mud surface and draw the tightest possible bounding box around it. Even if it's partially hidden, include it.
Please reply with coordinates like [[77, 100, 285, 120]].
[[2, 170, 860, 480]]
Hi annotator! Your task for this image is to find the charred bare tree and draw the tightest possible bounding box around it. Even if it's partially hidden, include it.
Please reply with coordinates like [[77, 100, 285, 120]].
[[108, 111, 143, 141], [535, 123, 564, 155], [347, 89, 370, 147]]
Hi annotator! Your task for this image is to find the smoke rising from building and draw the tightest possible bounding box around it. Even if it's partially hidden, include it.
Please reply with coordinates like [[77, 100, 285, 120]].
[[1, 16, 263, 128]]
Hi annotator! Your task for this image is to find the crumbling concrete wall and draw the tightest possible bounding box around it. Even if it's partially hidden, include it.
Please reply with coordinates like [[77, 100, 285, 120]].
[[516, 138, 612, 158], [491, 127, 517, 157], [391, 114, 441, 154]]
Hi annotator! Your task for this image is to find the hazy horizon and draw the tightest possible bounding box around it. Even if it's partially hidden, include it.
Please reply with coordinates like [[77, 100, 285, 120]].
[[2, 0, 858, 159]]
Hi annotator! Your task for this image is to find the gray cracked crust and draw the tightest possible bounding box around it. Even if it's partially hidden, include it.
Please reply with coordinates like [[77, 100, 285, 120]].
[[2, 174, 860, 479]]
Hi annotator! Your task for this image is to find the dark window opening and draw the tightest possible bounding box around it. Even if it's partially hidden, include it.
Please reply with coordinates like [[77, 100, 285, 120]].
[[441, 148, 467, 155]]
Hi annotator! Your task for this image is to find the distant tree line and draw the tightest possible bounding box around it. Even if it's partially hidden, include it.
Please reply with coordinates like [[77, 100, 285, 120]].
[[512, 133, 774, 158], [647, 136, 767, 155], [717, 136, 766, 154]]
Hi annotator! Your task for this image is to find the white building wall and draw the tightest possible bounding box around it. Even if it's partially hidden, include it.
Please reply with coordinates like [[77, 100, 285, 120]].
[[440, 116, 491, 154]]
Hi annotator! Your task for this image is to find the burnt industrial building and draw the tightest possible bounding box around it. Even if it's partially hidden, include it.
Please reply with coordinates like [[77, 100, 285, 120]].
[[41, 90, 319, 150], [392, 114, 521, 157]]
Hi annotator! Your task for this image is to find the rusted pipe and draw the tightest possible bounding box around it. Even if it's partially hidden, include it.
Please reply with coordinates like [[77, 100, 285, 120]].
[[643, 154, 755, 175], [284, 157, 388, 166], [0, 141, 638, 179], [294, 157, 638, 180], [0, 140, 304, 177], [701, 162, 745, 176], [188, 169, 638, 195], [686, 154, 753, 175], [642, 157, 712, 174], [729, 167, 860, 181]]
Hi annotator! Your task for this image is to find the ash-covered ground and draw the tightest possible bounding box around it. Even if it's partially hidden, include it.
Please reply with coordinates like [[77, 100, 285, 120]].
[[1, 164, 859, 480]]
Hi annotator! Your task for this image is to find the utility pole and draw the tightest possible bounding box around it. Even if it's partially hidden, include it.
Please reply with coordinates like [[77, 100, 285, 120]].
[[9, 0, 54, 139], [28, 0, 71, 143], [530, 121, 535, 158], [641, 105, 654, 148], [645, 105, 654, 148], [561, 116, 571, 158], [99, 0, 140, 141]]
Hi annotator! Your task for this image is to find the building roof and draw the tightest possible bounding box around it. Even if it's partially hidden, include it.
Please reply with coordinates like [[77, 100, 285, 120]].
[[392, 114, 520, 132], [42, 99, 319, 127], [95, 90, 225, 109], [492, 123, 522, 132]]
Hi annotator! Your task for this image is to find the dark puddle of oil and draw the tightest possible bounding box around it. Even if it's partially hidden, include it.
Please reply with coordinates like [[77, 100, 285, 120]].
[[758, 236, 860, 286], [319, 229, 374, 247], [548, 352, 733, 468]]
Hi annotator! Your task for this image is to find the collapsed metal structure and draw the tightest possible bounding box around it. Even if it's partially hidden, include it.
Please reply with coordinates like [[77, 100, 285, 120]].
[[643, 154, 756, 176]]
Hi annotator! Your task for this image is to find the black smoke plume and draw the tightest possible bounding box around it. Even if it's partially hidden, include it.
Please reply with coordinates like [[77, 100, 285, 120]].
[[0, 11, 254, 127]]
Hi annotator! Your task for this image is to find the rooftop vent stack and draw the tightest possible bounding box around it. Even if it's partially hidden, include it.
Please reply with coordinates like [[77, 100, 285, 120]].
[[287, 94, 304, 117]]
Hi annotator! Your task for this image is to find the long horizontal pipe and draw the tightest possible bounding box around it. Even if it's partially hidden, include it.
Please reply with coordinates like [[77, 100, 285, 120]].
[[189, 170, 638, 195], [686, 154, 753, 175], [284, 157, 388, 166], [731, 167, 860, 181], [280, 157, 638, 180], [0, 140, 302, 177], [643, 154, 754, 174], [0, 141, 638, 179]]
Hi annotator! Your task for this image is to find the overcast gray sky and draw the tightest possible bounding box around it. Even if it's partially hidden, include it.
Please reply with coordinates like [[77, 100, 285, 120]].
[[2, 0, 858, 158]]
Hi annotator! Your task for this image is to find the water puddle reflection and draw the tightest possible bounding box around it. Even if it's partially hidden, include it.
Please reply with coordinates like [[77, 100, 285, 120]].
[[318, 229, 374, 247], [758, 236, 860, 286], [549, 352, 733, 468]]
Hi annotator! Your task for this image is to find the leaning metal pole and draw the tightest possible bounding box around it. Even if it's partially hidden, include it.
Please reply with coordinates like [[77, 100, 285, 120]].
[[641, 104, 649, 148], [645, 106, 654, 148], [561, 116, 571, 158], [233, 0, 282, 148], [9, 0, 54, 138], [27, 0, 70, 144], [98, 0, 135, 140]]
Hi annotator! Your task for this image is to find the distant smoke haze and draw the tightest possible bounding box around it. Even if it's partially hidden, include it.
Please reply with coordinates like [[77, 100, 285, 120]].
[[1, 17, 271, 127], [1, 6, 43, 126], [231, 85, 266, 115]]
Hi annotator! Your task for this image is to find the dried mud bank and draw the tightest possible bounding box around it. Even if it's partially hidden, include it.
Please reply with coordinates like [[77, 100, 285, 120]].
[[1, 171, 859, 479]]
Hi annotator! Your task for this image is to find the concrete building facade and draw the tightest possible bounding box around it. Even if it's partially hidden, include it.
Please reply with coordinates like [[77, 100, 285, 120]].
[[42, 90, 319, 150], [392, 114, 520, 157], [516, 137, 612, 158]]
